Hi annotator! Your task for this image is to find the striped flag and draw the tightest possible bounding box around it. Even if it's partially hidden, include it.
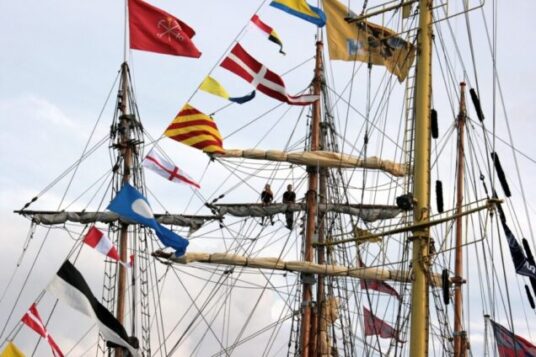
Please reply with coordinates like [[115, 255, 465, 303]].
[[21, 304, 64, 357], [490, 319, 536, 356], [143, 149, 201, 189], [220, 43, 319, 105], [164, 104, 224, 154], [270, 0, 326, 27], [363, 307, 404, 343], [250, 15, 285, 54], [83, 227, 120, 261], [47, 261, 141, 357]]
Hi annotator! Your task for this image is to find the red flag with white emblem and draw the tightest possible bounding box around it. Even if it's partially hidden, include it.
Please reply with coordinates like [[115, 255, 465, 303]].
[[142, 149, 201, 189], [21, 304, 64, 357], [128, 0, 201, 58]]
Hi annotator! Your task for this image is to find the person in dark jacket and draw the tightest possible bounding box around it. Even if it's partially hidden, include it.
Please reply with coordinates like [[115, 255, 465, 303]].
[[261, 184, 274, 225], [282, 184, 296, 229]]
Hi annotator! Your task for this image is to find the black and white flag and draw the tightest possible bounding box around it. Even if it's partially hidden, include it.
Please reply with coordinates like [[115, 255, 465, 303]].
[[47, 260, 140, 357]]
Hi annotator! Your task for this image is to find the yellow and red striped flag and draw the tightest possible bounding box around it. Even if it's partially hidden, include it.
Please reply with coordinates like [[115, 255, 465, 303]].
[[164, 104, 224, 154]]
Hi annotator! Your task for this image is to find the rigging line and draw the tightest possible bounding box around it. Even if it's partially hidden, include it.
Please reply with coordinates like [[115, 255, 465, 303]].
[[0, 223, 36, 307], [20, 69, 120, 210]]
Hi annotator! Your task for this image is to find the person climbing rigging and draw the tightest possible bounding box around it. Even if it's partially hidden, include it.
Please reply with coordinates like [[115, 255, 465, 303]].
[[261, 184, 274, 225], [282, 184, 296, 229]]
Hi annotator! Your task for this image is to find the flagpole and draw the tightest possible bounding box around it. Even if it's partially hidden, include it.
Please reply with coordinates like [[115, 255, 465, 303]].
[[124, 0, 129, 64]]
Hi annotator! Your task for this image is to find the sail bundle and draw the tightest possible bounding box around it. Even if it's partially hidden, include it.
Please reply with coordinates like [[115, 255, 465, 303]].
[[216, 149, 407, 176], [212, 203, 401, 222], [153, 251, 444, 286]]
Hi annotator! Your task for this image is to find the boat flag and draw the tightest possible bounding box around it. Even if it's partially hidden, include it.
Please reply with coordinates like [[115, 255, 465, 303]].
[[359, 259, 400, 300], [107, 183, 189, 256], [323, 0, 416, 82], [83, 227, 120, 261], [490, 319, 536, 357], [497, 204, 536, 280], [128, 0, 201, 58], [360, 279, 401, 301], [250, 15, 285, 54], [164, 104, 224, 155], [199, 76, 256, 105], [220, 43, 319, 105], [21, 304, 64, 357], [0, 342, 25, 357], [270, 0, 326, 27], [142, 149, 201, 189], [363, 307, 404, 343], [46, 261, 140, 357]]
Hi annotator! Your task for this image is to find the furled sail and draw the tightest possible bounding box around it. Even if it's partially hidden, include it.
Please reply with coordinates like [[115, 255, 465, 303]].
[[214, 149, 407, 177], [15, 210, 218, 232], [153, 250, 443, 286], [211, 203, 401, 222]]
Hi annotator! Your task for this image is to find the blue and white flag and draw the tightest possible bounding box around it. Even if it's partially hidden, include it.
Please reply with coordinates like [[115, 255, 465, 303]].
[[107, 183, 189, 256]]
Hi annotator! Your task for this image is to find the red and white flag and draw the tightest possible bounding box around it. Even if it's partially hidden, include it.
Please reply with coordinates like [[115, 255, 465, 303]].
[[142, 149, 201, 189], [83, 227, 120, 261], [129, 0, 201, 58], [220, 43, 319, 105], [363, 307, 404, 343], [21, 304, 64, 357]]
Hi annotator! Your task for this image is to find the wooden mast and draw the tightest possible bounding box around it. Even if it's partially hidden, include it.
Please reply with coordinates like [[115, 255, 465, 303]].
[[300, 39, 323, 357], [453, 82, 467, 357], [115, 62, 133, 357], [409, 0, 433, 355]]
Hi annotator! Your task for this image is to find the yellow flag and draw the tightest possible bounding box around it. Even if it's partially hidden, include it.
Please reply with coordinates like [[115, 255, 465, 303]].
[[164, 103, 224, 154], [199, 76, 230, 100], [0, 342, 25, 357], [323, 0, 415, 82]]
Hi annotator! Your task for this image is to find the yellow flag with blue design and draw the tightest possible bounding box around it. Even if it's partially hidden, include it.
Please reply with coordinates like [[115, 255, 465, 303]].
[[270, 0, 326, 27], [199, 76, 256, 104], [323, 0, 415, 82], [0, 342, 25, 357]]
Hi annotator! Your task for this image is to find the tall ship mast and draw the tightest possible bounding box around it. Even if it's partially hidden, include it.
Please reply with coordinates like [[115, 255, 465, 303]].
[[2, 0, 536, 356]]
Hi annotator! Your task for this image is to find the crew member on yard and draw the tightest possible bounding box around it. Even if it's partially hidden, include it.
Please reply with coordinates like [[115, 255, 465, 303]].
[[261, 184, 274, 225], [282, 184, 296, 229]]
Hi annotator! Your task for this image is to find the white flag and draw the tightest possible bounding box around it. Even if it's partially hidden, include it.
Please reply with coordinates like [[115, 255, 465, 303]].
[[142, 149, 200, 189]]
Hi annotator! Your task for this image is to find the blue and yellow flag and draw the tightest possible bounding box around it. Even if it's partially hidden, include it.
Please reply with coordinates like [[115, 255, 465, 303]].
[[270, 0, 326, 27], [199, 76, 256, 104], [323, 0, 415, 82], [0, 342, 25, 357]]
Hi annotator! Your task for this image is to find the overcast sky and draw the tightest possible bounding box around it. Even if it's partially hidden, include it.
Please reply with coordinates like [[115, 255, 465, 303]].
[[2, 0, 536, 355]]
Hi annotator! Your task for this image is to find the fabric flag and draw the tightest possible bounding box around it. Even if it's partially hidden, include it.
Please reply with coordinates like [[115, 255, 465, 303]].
[[143, 149, 201, 189], [270, 0, 326, 27], [21, 304, 64, 357], [199, 76, 256, 104], [47, 261, 140, 357], [359, 258, 400, 300], [83, 226, 120, 261], [220, 43, 319, 105], [490, 319, 536, 357], [361, 279, 401, 301], [363, 307, 404, 343], [497, 204, 536, 280], [0, 342, 25, 357], [128, 0, 201, 58], [107, 183, 189, 256], [164, 104, 224, 155], [323, 0, 415, 82], [250, 15, 285, 54]]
